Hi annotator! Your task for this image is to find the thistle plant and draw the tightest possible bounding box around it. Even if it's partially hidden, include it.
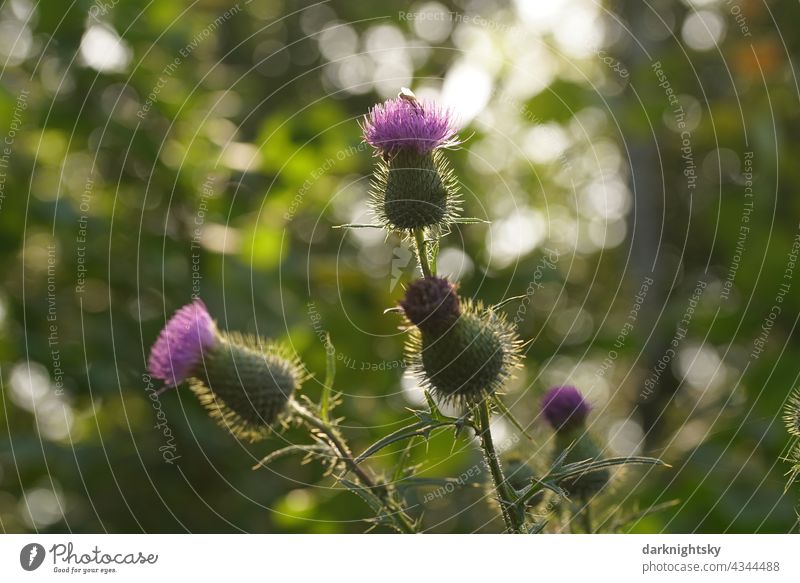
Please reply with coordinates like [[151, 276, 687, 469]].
[[148, 300, 305, 441], [147, 89, 667, 533], [362, 94, 461, 237], [540, 385, 608, 531]]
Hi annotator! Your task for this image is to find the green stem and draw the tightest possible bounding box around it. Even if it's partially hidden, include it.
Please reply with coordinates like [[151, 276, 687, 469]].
[[289, 400, 416, 533], [475, 400, 524, 533], [320, 333, 335, 423], [581, 496, 592, 533], [413, 228, 432, 277]]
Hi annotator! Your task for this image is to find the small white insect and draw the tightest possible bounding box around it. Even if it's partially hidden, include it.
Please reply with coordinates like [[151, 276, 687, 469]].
[[398, 87, 418, 103], [398, 87, 421, 111]]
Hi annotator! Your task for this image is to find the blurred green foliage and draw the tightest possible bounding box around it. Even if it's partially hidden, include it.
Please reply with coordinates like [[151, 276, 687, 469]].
[[1, 0, 798, 533]]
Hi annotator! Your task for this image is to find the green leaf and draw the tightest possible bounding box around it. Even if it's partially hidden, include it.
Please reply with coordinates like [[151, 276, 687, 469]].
[[551, 456, 669, 482], [424, 390, 443, 418], [491, 394, 533, 441], [252, 444, 332, 470], [492, 294, 529, 310], [331, 223, 383, 229], [606, 499, 681, 532], [528, 520, 549, 534], [391, 437, 416, 483], [340, 479, 407, 533], [355, 418, 457, 464], [550, 441, 577, 471], [340, 478, 385, 515], [515, 479, 566, 507], [396, 476, 482, 489], [450, 217, 491, 224]]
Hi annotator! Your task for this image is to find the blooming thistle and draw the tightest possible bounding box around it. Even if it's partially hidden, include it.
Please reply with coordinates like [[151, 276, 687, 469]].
[[400, 277, 521, 406], [541, 385, 609, 498], [363, 93, 460, 156], [362, 91, 461, 232], [148, 299, 218, 387], [147, 300, 306, 442]]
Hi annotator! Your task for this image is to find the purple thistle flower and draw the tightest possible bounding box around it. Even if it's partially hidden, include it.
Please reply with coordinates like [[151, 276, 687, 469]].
[[148, 299, 217, 386], [541, 385, 591, 431], [362, 97, 460, 156]]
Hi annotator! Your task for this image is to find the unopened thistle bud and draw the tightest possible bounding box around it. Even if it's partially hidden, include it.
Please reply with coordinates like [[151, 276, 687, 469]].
[[401, 277, 521, 406], [399, 275, 460, 335], [362, 92, 461, 232], [147, 300, 305, 442], [190, 333, 305, 442], [541, 385, 609, 498]]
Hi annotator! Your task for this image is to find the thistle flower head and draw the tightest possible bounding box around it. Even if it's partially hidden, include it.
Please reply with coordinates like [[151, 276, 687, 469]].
[[363, 91, 462, 233], [405, 296, 522, 407], [190, 332, 306, 442], [362, 97, 460, 156], [400, 276, 460, 335], [148, 299, 217, 386], [541, 385, 591, 432]]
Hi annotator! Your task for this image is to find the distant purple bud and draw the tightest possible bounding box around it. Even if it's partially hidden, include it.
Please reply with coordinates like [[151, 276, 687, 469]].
[[362, 97, 460, 156], [541, 385, 591, 431], [148, 299, 217, 386]]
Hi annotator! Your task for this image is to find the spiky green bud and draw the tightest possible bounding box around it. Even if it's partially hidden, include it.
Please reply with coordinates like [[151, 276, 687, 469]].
[[370, 150, 460, 232], [189, 332, 305, 442], [784, 388, 800, 437], [403, 291, 521, 406]]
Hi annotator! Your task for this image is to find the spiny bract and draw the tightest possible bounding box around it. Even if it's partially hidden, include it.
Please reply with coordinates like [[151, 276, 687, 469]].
[[189, 331, 306, 442], [783, 388, 800, 437], [405, 299, 521, 406], [369, 149, 461, 232]]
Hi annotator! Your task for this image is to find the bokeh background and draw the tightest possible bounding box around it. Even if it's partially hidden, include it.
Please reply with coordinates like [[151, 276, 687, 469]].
[[1, 0, 799, 533]]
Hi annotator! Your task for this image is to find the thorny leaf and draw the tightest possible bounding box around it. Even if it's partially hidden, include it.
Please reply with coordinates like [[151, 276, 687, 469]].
[[252, 444, 333, 470], [340, 479, 408, 533]]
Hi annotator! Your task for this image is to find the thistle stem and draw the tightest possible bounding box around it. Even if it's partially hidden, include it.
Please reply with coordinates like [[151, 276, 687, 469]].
[[475, 400, 524, 533], [581, 498, 593, 533], [413, 228, 432, 277], [289, 400, 416, 533]]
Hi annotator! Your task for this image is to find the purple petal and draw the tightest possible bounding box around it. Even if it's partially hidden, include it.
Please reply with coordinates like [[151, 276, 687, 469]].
[[148, 299, 217, 386], [362, 98, 460, 155], [541, 385, 591, 431]]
